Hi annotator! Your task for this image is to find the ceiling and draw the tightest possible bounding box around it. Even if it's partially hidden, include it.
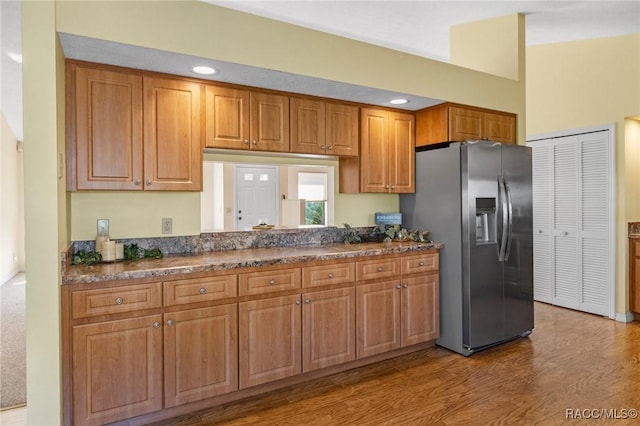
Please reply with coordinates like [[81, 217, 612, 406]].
[[2, 1, 639, 142]]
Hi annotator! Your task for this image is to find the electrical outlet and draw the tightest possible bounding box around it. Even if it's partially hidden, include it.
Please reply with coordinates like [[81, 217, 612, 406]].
[[97, 219, 109, 236], [162, 218, 173, 235]]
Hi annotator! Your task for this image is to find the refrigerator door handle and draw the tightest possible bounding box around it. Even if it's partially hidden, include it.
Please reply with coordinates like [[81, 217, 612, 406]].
[[498, 175, 509, 262], [504, 177, 514, 262]]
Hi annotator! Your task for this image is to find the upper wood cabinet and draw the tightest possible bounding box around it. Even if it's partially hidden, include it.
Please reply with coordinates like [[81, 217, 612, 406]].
[[355, 108, 415, 193], [290, 98, 358, 157], [67, 64, 144, 190], [143, 76, 203, 191], [416, 102, 517, 147], [205, 85, 289, 152], [66, 62, 203, 191]]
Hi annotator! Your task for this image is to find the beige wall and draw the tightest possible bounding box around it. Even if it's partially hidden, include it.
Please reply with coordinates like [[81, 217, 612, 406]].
[[0, 111, 25, 283], [526, 34, 640, 317], [22, 1, 526, 423]]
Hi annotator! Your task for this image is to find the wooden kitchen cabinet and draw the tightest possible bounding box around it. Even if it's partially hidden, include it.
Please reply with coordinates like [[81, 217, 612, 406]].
[[341, 108, 414, 193], [356, 279, 402, 358], [143, 76, 203, 191], [302, 287, 356, 372], [239, 294, 302, 388], [163, 304, 238, 407], [66, 64, 143, 190], [416, 102, 516, 146], [629, 239, 640, 315], [71, 314, 163, 426], [401, 274, 439, 346], [205, 85, 289, 152], [290, 98, 359, 157], [67, 62, 203, 191]]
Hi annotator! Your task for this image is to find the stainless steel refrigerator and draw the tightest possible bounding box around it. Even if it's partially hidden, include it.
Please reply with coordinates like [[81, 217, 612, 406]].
[[400, 141, 534, 356]]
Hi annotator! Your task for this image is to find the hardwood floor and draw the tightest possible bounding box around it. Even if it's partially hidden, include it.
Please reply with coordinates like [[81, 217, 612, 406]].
[[149, 302, 640, 425]]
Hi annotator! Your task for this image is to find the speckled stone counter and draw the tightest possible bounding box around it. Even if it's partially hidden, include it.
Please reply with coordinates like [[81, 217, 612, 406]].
[[629, 222, 640, 239], [62, 241, 443, 286]]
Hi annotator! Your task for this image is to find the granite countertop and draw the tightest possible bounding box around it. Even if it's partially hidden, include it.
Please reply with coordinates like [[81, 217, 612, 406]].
[[629, 222, 640, 239], [62, 241, 443, 285]]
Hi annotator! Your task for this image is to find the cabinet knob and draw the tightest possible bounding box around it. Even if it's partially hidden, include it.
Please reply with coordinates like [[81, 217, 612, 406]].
[[244, 139, 249, 145], [403, 284, 408, 288], [385, 185, 390, 189], [320, 145, 326, 150], [153, 321, 161, 329], [167, 319, 174, 327], [295, 300, 301, 305], [377, 267, 383, 272], [328, 272, 334, 278], [269, 279, 276, 285], [252, 140, 258, 145], [115, 297, 124, 305], [146, 179, 152, 186], [419, 261, 425, 267], [327, 145, 333, 150], [134, 179, 141, 186], [396, 284, 401, 289], [199, 287, 207, 295], [305, 298, 311, 304], [391, 185, 395, 190]]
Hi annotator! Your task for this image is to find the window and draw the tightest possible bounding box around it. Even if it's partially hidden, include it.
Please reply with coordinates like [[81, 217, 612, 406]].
[[298, 172, 328, 225]]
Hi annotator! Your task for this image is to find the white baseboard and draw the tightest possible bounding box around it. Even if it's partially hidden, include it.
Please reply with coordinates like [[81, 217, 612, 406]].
[[615, 312, 635, 323]]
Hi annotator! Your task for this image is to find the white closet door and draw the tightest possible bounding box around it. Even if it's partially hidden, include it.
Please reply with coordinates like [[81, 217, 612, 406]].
[[531, 142, 553, 303], [528, 128, 613, 318]]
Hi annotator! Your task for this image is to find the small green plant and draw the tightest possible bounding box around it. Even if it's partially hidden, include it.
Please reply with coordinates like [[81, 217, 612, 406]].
[[373, 224, 430, 243], [343, 223, 362, 244], [123, 244, 163, 260], [72, 250, 102, 266]]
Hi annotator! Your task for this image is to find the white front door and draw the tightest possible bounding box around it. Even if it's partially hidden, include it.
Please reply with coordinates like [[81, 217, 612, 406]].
[[235, 166, 278, 229]]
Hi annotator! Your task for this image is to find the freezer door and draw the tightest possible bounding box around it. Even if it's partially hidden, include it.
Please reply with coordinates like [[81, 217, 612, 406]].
[[501, 144, 534, 338], [462, 141, 505, 349]]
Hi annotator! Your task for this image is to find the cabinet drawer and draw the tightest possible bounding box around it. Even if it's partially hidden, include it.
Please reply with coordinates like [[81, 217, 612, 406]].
[[302, 263, 355, 288], [402, 253, 439, 275], [164, 275, 237, 306], [71, 283, 162, 319], [239, 268, 301, 296], [356, 258, 400, 281]]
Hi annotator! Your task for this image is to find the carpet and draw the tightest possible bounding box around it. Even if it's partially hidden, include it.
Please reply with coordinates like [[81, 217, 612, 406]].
[[0, 273, 26, 409]]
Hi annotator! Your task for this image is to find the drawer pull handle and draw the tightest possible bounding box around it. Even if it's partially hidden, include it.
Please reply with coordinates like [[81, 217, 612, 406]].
[[419, 261, 425, 267], [328, 273, 334, 278], [199, 288, 207, 295], [377, 267, 383, 272], [115, 297, 124, 305], [167, 319, 174, 327], [153, 321, 160, 329], [269, 279, 276, 285]]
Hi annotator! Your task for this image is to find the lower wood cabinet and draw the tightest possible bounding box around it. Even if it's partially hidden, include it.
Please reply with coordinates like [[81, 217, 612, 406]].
[[64, 251, 438, 425], [239, 295, 302, 389], [630, 239, 640, 314], [71, 315, 163, 426], [164, 304, 238, 407]]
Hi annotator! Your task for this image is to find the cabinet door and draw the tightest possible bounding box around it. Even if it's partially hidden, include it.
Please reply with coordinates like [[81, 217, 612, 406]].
[[360, 108, 389, 193], [164, 304, 238, 407], [632, 241, 640, 313], [356, 280, 401, 358], [303, 287, 356, 372], [290, 97, 325, 155], [401, 275, 439, 347], [449, 106, 482, 142], [205, 85, 250, 149], [71, 65, 143, 190], [326, 103, 359, 157], [143, 76, 203, 191], [483, 111, 516, 144], [388, 111, 415, 193], [250, 92, 290, 152], [239, 295, 301, 388], [72, 315, 163, 426]]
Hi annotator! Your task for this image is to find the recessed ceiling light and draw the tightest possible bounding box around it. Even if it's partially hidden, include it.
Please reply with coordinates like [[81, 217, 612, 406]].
[[8, 52, 22, 64], [390, 98, 409, 105], [192, 66, 216, 75]]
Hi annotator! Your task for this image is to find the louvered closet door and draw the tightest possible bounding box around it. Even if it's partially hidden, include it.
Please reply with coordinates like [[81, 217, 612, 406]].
[[552, 137, 580, 310], [528, 129, 613, 317], [531, 142, 553, 303]]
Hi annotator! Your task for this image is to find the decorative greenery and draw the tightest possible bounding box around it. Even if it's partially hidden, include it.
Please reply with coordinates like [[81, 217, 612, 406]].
[[343, 223, 430, 244], [123, 244, 163, 261], [343, 223, 362, 244], [72, 250, 103, 266]]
